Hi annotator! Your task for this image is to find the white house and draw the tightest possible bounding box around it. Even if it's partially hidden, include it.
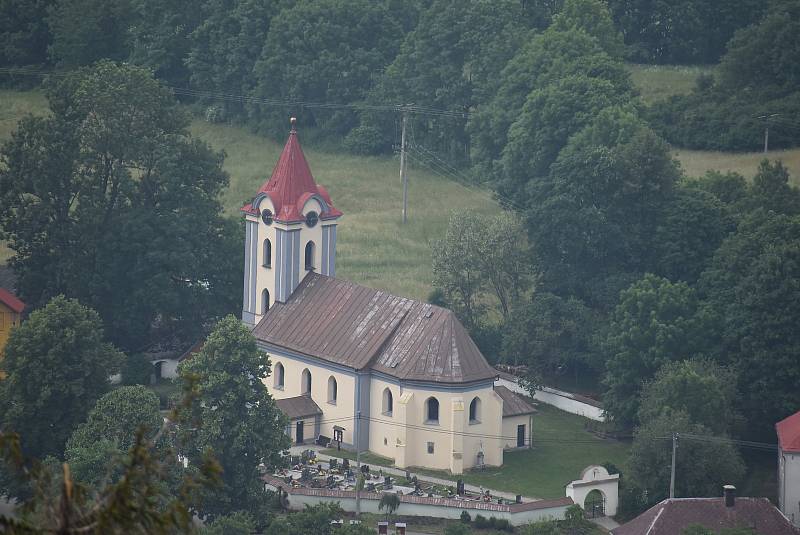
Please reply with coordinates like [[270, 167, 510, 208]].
[[239, 119, 535, 474], [777, 410, 800, 526]]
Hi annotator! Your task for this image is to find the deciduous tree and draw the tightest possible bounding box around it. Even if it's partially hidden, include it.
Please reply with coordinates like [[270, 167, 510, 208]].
[[699, 210, 800, 437], [178, 315, 289, 520], [65, 386, 165, 487], [525, 108, 679, 299], [629, 411, 744, 503], [0, 296, 123, 461], [603, 275, 707, 427], [0, 61, 239, 351], [638, 359, 738, 435]]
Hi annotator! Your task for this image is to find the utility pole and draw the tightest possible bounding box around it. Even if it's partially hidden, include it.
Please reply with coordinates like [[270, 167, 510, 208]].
[[669, 432, 678, 499], [355, 410, 361, 517], [400, 108, 409, 224], [756, 113, 779, 153]]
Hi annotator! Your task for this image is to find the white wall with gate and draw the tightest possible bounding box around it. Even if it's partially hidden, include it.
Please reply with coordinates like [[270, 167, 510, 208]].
[[565, 465, 619, 517]]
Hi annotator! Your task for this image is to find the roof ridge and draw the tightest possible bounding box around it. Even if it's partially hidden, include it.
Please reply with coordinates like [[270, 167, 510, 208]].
[[362, 305, 412, 371]]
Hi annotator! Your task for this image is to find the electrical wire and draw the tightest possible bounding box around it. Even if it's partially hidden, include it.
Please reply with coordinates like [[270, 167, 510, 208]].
[[0, 67, 469, 119]]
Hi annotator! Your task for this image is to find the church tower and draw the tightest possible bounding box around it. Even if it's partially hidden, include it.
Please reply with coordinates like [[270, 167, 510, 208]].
[[240, 119, 342, 326]]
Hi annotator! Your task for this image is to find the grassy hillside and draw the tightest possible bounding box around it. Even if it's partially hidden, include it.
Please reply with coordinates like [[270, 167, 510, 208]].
[[626, 66, 800, 185], [675, 147, 800, 186], [0, 90, 500, 300], [627, 63, 711, 104]]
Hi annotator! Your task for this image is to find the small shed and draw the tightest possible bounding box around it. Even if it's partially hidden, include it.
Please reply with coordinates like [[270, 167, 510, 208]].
[[276, 395, 323, 445]]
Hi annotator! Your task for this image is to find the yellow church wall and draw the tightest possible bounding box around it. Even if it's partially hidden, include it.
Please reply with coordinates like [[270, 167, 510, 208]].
[[367, 377, 401, 460], [387, 382, 505, 473], [501, 414, 533, 450], [265, 353, 357, 446]]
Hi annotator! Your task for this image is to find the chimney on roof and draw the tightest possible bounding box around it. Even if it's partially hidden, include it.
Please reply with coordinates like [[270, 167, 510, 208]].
[[723, 484, 736, 507]]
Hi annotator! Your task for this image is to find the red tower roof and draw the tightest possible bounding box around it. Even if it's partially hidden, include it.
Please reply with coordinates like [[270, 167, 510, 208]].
[[777, 410, 800, 453], [242, 120, 342, 223]]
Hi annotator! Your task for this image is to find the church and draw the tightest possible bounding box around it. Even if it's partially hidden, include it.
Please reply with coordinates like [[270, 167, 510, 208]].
[[240, 119, 535, 474]]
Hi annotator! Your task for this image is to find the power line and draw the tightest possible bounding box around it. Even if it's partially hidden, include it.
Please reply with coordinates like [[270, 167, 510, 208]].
[[0, 67, 469, 119], [311, 414, 616, 445]]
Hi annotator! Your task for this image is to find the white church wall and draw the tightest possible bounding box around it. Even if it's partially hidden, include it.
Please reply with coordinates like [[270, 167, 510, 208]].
[[780, 450, 800, 526], [263, 480, 573, 526], [496, 377, 605, 422]]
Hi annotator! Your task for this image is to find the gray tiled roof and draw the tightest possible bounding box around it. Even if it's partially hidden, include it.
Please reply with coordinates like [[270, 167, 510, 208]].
[[275, 395, 323, 420], [253, 273, 497, 384], [495, 386, 537, 417]]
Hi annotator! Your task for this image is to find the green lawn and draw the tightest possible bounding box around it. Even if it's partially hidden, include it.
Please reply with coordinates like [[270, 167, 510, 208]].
[[0, 90, 500, 301], [627, 63, 711, 104], [330, 404, 629, 500]]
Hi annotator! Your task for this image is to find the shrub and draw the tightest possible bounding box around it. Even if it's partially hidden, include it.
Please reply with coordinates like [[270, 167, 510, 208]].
[[474, 514, 488, 529], [343, 125, 389, 155], [444, 523, 471, 535], [460, 510, 471, 523], [489, 517, 512, 532], [122, 353, 152, 385]]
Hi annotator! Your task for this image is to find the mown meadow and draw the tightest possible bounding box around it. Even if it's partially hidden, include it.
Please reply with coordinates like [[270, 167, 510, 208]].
[[0, 89, 500, 300]]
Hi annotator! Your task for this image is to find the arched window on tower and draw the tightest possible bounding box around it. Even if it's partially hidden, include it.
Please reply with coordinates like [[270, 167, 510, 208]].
[[274, 362, 284, 389], [469, 396, 481, 424], [382, 388, 393, 416], [328, 376, 337, 404], [261, 289, 270, 314], [263, 238, 272, 267], [305, 241, 315, 270], [425, 397, 439, 424], [301, 368, 312, 396]]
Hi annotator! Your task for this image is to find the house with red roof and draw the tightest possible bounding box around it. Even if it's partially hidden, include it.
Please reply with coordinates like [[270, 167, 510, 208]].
[[778, 410, 800, 526], [0, 266, 25, 379]]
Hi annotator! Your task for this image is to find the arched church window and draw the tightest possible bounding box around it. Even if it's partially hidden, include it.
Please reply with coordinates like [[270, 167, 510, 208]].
[[382, 388, 393, 416], [328, 376, 337, 404], [425, 397, 439, 424], [261, 289, 270, 314], [469, 396, 481, 424], [274, 362, 284, 389], [301, 368, 312, 396], [305, 241, 315, 270], [263, 238, 272, 267]]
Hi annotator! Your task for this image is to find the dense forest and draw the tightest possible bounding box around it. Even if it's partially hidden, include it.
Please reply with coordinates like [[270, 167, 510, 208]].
[[1, 0, 800, 528]]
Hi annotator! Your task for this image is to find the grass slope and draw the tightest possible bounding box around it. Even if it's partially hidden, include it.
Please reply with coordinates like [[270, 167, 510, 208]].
[[626, 65, 800, 185], [190, 121, 499, 301], [675, 147, 800, 186], [0, 90, 500, 300], [627, 63, 711, 105]]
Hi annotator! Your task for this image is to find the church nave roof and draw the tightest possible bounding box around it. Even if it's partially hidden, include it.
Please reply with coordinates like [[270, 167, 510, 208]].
[[253, 273, 497, 385]]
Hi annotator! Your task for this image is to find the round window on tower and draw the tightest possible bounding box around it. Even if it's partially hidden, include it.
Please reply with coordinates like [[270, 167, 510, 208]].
[[305, 211, 319, 228], [261, 208, 273, 225]]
